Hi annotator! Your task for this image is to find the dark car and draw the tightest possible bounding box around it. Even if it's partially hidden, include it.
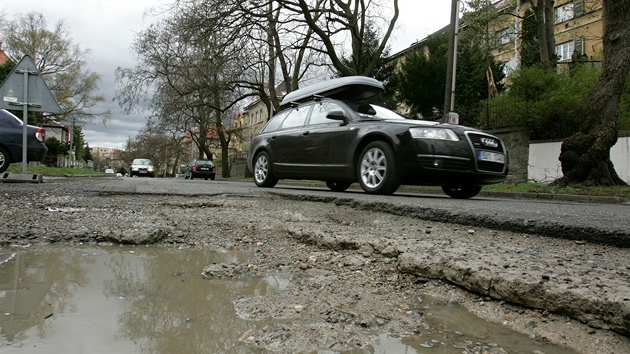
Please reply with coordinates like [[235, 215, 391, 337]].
[[0, 109, 48, 173], [184, 159, 216, 180], [129, 158, 155, 177], [247, 76, 508, 199]]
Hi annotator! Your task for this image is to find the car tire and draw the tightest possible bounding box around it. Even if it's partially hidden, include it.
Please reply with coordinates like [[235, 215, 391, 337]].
[[357, 141, 399, 195], [0, 147, 10, 173], [253, 151, 278, 188], [441, 185, 483, 199], [211, 176, 215, 181], [326, 180, 351, 192], [184, 175, 189, 179]]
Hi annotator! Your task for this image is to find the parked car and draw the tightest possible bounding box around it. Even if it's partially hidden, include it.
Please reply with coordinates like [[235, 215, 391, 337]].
[[0, 109, 48, 173], [105, 168, 115, 174], [247, 76, 508, 199], [129, 158, 155, 177], [184, 159, 216, 180]]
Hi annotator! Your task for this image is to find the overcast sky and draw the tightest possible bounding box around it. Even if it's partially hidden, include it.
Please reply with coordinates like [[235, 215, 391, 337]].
[[0, 0, 452, 149]]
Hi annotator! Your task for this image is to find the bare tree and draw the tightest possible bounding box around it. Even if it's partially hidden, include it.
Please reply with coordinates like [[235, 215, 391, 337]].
[[554, 0, 629, 186], [116, 2, 251, 177], [278, 0, 399, 77]]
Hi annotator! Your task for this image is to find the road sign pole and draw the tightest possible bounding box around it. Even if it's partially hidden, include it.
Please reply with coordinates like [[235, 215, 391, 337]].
[[21, 70, 29, 174]]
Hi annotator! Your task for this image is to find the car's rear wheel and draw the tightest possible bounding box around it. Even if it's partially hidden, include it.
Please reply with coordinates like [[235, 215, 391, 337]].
[[0, 147, 10, 173], [441, 185, 483, 199], [357, 141, 399, 195], [253, 151, 278, 188], [326, 180, 352, 192]]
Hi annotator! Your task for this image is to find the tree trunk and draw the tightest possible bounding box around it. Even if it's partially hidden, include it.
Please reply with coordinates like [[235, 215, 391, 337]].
[[528, 0, 556, 69], [554, 0, 630, 186]]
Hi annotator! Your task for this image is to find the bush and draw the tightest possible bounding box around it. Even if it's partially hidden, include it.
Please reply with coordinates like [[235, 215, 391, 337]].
[[485, 64, 603, 139], [44, 137, 69, 167]]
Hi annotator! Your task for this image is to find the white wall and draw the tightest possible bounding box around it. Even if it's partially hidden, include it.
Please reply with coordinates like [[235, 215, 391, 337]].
[[528, 137, 630, 184]]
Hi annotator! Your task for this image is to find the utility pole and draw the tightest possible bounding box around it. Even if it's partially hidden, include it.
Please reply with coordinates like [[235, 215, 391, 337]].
[[443, 0, 460, 124]]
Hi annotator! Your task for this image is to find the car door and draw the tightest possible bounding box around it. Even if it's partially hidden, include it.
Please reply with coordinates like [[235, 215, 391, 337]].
[[298, 101, 353, 177], [267, 105, 311, 174]]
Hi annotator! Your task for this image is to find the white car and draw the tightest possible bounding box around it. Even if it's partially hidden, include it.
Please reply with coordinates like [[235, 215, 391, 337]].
[[129, 158, 155, 177]]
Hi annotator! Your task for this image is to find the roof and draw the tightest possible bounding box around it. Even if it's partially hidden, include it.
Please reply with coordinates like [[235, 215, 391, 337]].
[[279, 76, 384, 107]]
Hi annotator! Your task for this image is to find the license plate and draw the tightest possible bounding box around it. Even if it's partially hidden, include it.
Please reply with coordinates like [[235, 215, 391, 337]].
[[139, 170, 147, 173], [477, 150, 505, 163], [200, 167, 209, 170]]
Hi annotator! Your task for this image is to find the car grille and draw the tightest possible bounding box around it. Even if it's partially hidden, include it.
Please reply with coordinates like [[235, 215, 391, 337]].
[[466, 132, 507, 174], [477, 161, 505, 173], [467, 133, 504, 153]]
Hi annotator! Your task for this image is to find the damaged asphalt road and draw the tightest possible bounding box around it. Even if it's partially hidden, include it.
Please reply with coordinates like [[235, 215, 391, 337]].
[[0, 176, 629, 353]]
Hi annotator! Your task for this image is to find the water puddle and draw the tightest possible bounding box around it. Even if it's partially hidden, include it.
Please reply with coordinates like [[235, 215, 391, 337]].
[[0, 246, 578, 353]]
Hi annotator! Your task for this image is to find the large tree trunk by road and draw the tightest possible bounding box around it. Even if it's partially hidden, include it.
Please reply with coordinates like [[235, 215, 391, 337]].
[[554, 0, 630, 187]]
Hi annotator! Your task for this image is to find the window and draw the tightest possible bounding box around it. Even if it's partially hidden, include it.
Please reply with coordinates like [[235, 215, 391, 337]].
[[260, 110, 288, 133], [308, 102, 344, 125], [496, 27, 511, 46], [555, 2, 574, 24], [555, 40, 575, 62], [279, 106, 310, 130]]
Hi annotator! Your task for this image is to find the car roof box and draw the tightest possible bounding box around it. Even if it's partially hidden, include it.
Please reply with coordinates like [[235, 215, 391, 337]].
[[280, 76, 384, 107]]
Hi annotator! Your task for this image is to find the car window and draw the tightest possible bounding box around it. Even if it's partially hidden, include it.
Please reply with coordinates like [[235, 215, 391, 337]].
[[307, 101, 345, 126], [132, 159, 152, 165], [343, 102, 405, 120], [260, 110, 288, 133], [279, 105, 311, 130]]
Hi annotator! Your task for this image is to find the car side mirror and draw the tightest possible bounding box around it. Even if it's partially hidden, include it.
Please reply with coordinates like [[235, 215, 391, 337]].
[[326, 110, 347, 121]]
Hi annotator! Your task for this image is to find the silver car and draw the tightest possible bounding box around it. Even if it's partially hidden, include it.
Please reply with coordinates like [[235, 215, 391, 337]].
[[129, 158, 155, 177]]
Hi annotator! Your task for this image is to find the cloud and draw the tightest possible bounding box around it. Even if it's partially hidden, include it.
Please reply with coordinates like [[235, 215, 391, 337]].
[[1, 0, 451, 149]]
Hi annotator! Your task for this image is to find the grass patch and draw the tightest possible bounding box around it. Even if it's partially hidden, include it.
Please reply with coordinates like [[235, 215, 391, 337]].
[[484, 182, 630, 198], [5, 165, 106, 176]]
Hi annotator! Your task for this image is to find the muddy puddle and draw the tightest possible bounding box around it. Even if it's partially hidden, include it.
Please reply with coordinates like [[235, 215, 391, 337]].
[[0, 245, 578, 354]]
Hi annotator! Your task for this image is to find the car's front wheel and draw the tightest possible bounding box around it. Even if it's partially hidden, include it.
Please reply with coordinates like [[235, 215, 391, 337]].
[[441, 185, 483, 199], [0, 147, 10, 173], [253, 151, 278, 188], [357, 141, 399, 195], [326, 180, 352, 192]]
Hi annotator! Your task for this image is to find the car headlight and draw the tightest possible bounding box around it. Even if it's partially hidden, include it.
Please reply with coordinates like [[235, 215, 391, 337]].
[[409, 128, 459, 141], [148, 167, 154, 172]]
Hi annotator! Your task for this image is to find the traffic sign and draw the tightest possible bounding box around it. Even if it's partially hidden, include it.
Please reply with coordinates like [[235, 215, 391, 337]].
[[0, 55, 61, 113], [0, 55, 62, 173]]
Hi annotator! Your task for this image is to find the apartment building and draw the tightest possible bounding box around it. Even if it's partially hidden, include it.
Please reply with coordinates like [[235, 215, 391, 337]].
[[492, 0, 603, 74]]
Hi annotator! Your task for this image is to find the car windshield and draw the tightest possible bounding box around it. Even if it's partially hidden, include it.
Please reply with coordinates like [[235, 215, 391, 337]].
[[343, 102, 406, 120], [132, 159, 152, 165]]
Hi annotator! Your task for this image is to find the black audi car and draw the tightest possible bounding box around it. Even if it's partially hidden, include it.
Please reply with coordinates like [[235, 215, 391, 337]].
[[247, 76, 508, 199], [184, 158, 216, 180]]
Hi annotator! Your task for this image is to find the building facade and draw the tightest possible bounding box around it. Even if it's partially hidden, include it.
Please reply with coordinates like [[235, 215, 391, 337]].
[[491, 0, 603, 74]]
